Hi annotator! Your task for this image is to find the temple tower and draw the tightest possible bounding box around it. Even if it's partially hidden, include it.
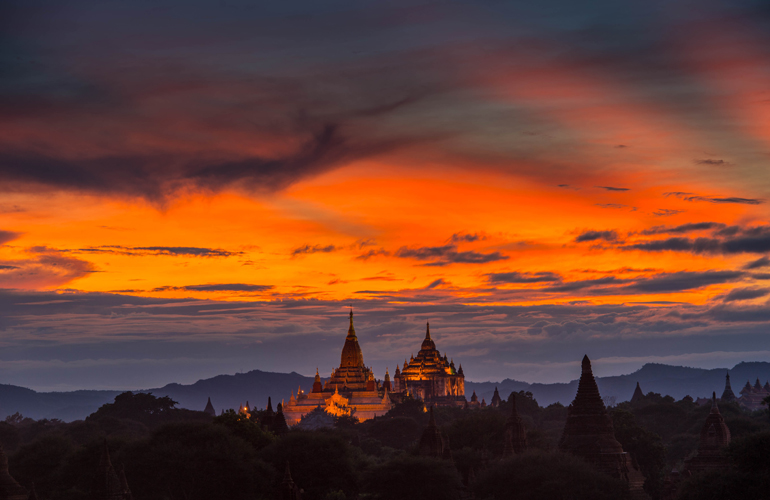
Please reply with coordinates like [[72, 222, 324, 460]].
[[503, 393, 527, 455], [418, 406, 450, 459], [203, 397, 216, 416], [280, 462, 302, 500], [0, 444, 28, 500], [684, 392, 731, 473], [631, 382, 644, 403], [720, 373, 736, 402], [490, 387, 501, 407], [91, 440, 132, 500], [559, 355, 646, 495]]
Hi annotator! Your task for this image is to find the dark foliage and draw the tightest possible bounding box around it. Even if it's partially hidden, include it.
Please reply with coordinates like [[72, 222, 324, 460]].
[[473, 452, 632, 500], [363, 455, 464, 500]]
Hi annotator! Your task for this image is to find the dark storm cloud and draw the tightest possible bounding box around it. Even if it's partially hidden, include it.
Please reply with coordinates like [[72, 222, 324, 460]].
[[664, 192, 763, 205], [75, 246, 238, 257], [0, 124, 409, 202], [574, 230, 618, 243], [291, 244, 339, 257], [395, 243, 508, 266], [0, 230, 21, 245], [620, 271, 743, 294], [542, 276, 621, 292], [640, 222, 726, 235], [595, 186, 629, 192], [744, 256, 770, 270], [537, 271, 742, 295], [152, 284, 274, 292], [624, 226, 770, 255], [723, 288, 770, 302], [485, 271, 561, 284]]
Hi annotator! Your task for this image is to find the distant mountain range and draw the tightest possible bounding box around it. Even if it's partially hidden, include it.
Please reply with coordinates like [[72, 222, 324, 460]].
[[2, 362, 769, 422]]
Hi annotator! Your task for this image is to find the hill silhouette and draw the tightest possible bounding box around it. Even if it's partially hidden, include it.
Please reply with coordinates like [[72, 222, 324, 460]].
[[2, 362, 769, 421]]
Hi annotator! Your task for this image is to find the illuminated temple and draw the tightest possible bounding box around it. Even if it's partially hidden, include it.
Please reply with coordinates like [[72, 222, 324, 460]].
[[281, 311, 393, 425], [392, 323, 466, 407]]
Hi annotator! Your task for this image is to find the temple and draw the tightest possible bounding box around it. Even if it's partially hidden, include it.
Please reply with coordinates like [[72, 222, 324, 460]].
[[279, 463, 302, 500], [392, 323, 466, 407], [737, 377, 770, 411], [559, 355, 647, 497], [418, 406, 451, 459], [684, 392, 731, 474], [720, 373, 736, 402], [203, 397, 216, 416], [503, 393, 527, 455], [0, 445, 28, 500], [282, 311, 393, 425], [91, 440, 133, 500], [630, 382, 645, 403]]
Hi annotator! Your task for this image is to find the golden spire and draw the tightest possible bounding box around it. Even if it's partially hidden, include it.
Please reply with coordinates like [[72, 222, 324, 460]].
[[347, 308, 356, 337], [426, 322, 431, 341]]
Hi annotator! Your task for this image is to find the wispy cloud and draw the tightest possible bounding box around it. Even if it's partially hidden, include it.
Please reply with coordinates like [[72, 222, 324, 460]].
[[291, 244, 339, 257]]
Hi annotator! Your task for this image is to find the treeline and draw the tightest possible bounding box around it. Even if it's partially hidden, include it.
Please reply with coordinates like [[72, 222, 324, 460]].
[[0, 390, 768, 499]]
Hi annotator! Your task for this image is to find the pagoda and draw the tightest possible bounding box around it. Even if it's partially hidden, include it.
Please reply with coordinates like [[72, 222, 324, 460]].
[[490, 387, 502, 407], [91, 440, 132, 500], [503, 393, 527, 455], [559, 355, 646, 496], [720, 373, 736, 402], [392, 323, 466, 407], [418, 406, 451, 459], [203, 397, 216, 416], [630, 382, 645, 404], [281, 311, 392, 425], [684, 392, 731, 474], [0, 444, 28, 500]]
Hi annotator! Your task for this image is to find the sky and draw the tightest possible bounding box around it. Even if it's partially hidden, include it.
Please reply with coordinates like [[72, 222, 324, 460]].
[[2, 0, 770, 391]]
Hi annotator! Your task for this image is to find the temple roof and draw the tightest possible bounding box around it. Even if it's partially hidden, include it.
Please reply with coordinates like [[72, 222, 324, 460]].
[[399, 323, 457, 378], [325, 310, 370, 392], [630, 381, 644, 403], [203, 397, 216, 416], [559, 355, 624, 454], [721, 372, 737, 401], [0, 444, 28, 500], [700, 392, 731, 450]]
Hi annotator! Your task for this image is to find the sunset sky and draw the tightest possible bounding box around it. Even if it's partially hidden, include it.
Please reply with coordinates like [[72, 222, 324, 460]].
[[2, 0, 770, 391]]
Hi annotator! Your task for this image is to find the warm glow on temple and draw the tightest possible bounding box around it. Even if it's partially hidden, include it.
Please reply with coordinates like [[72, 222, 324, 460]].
[[282, 311, 469, 424]]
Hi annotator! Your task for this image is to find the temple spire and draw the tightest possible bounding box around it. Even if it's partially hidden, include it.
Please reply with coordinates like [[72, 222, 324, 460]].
[[348, 308, 356, 337], [425, 322, 431, 341]]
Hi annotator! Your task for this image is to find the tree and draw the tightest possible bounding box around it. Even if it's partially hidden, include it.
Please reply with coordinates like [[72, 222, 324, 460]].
[[259, 432, 359, 500], [473, 451, 632, 500], [364, 455, 464, 500], [213, 409, 274, 450]]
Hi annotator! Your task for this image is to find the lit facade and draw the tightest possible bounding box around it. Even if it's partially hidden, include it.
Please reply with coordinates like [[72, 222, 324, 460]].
[[392, 323, 466, 407], [281, 311, 393, 425]]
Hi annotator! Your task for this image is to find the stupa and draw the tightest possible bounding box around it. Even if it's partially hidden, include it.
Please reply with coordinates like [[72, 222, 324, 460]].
[[684, 392, 731, 473], [559, 355, 646, 496], [282, 311, 392, 424], [0, 444, 28, 500], [503, 393, 527, 455], [392, 323, 466, 407]]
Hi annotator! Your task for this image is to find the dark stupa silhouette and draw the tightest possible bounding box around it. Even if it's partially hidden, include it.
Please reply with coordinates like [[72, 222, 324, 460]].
[[503, 393, 527, 455], [91, 440, 132, 500], [684, 392, 731, 473], [559, 355, 646, 497], [0, 444, 28, 500], [720, 372, 737, 402]]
